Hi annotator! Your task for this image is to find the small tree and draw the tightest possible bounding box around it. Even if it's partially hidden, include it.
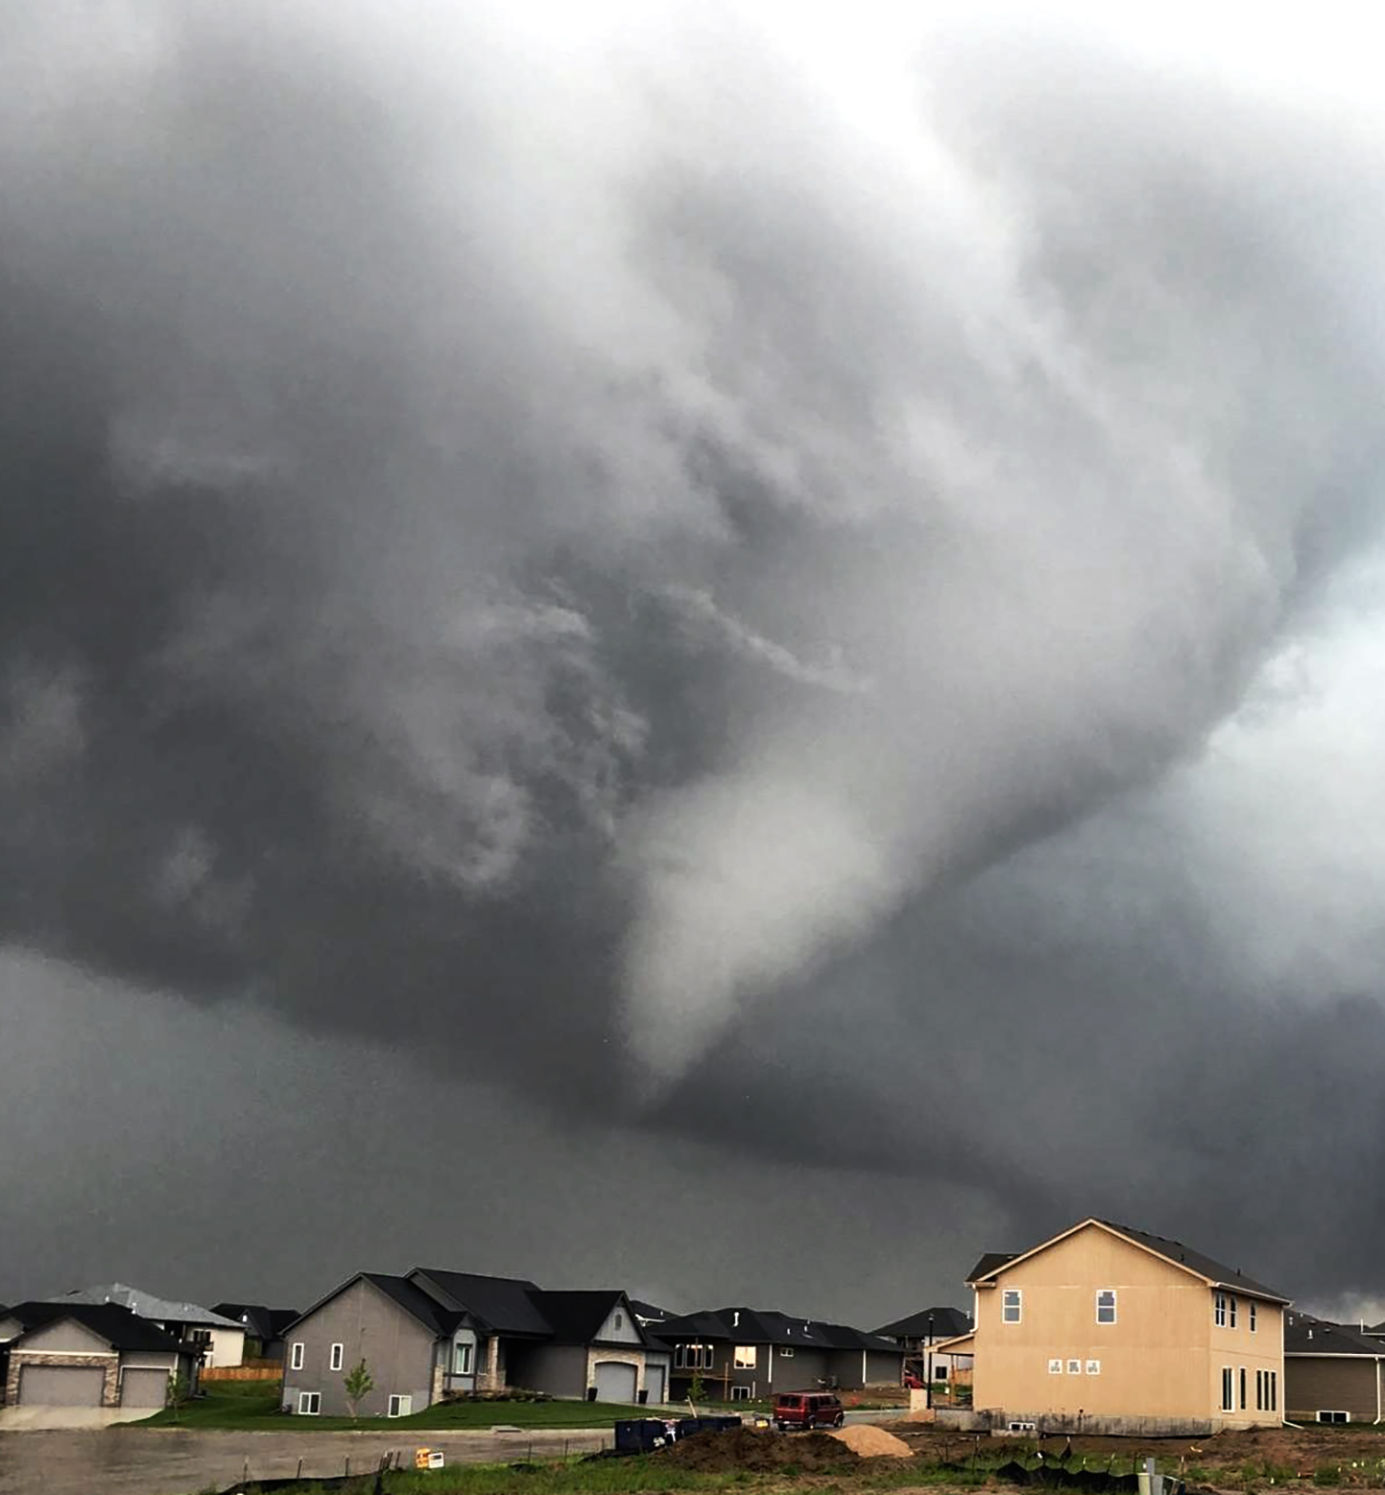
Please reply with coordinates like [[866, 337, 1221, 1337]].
[[166, 1370, 192, 1421], [343, 1358, 375, 1423], [688, 1369, 705, 1406]]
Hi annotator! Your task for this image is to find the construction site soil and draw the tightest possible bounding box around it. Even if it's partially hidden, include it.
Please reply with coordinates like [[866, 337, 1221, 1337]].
[[661, 1428, 859, 1472]]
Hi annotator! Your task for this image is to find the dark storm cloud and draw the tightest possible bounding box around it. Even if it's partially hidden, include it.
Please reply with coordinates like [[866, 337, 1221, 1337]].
[[5, 1, 1385, 1299]]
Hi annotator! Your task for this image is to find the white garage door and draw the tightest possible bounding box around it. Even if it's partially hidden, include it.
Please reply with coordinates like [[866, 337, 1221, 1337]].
[[18, 1365, 107, 1407], [121, 1368, 171, 1407], [595, 1361, 638, 1404]]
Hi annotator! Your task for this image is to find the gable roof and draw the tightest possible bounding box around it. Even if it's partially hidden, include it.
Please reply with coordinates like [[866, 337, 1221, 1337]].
[[528, 1291, 640, 1344], [7, 1300, 183, 1353], [966, 1219, 1289, 1304], [213, 1303, 302, 1342], [44, 1283, 244, 1330], [408, 1269, 550, 1337], [1286, 1312, 1385, 1357], [283, 1273, 463, 1340], [873, 1307, 973, 1340]]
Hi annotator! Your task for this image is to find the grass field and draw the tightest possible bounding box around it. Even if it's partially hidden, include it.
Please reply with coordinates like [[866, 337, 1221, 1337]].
[[137, 1379, 654, 1432]]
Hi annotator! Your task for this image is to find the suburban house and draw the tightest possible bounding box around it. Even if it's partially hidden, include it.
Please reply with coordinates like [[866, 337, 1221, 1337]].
[[1284, 1311, 1385, 1424], [940, 1218, 1289, 1435], [213, 1303, 300, 1362], [0, 1300, 199, 1427], [280, 1270, 672, 1417], [874, 1306, 974, 1387], [42, 1284, 246, 1369], [658, 1307, 905, 1401]]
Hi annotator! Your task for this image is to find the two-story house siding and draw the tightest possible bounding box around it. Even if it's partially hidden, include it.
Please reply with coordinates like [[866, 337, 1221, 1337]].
[[964, 1219, 1287, 1435]]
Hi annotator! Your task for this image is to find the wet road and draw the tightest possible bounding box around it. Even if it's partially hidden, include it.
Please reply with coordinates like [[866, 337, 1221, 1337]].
[[0, 1426, 612, 1495]]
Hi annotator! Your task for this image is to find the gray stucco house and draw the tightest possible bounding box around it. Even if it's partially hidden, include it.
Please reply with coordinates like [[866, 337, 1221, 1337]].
[[0, 1301, 199, 1428], [280, 1269, 671, 1416]]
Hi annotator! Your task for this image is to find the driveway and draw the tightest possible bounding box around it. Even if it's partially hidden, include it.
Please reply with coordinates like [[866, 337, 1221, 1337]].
[[0, 1425, 612, 1495]]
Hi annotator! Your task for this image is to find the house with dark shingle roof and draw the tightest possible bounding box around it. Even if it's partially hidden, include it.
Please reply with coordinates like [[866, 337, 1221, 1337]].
[[0, 1300, 200, 1427], [873, 1306, 974, 1388], [943, 1217, 1289, 1435], [656, 1305, 905, 1401], [279, 1270, 670, 1416], [1284, 1311, 1385, 1423], [212, 1303, 300, 1362]]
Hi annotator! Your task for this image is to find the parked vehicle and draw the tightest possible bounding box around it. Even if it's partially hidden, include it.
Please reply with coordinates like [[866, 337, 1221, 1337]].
[[773, 1391, 844, 1430]]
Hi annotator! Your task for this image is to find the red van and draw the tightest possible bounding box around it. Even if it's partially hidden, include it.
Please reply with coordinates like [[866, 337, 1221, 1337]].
[[773, 1391, 845, 1431]]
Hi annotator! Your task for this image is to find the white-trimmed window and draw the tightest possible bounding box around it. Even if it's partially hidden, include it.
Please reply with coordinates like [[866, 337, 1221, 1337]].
[[388, 1394, 413, 1418], [1214, 1293, 1227, 1328], [1240, 1367, 1247, 1409], [675, 1343, 713, 1370], [329, 1343, 344, 1372], [1317, 1410, 1349, 1424], [454, 1342, 473, 1375], [1066, 1359, 1082, 1376], [730, 1385, 751, 1401], [1085, 1360, 1101, 1376], [1048, 1358, 1063, 1374], [297, 1391, 320, 1415], [1269, 1370, 1277, 1411], [1096, 1289, 1117, 1325], [1229, 1296, 1238, 1329], [734, 1346, 757, 1369], [290, 1342, 305, 1371], [1002, 1289, 1022, 1324], [614, 1311, 623, 1330], [1249, 1301, 1257, 1333], [1221, 1367, 1233, 1411], [778, 1346, 794, 1358]]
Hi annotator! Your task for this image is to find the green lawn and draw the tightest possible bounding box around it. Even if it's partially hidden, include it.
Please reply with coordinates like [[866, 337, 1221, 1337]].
[[136, 1380, 658, 1432]]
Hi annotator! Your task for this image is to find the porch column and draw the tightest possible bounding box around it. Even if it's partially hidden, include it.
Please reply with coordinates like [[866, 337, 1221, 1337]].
[[484, 1334, 501, 1391]]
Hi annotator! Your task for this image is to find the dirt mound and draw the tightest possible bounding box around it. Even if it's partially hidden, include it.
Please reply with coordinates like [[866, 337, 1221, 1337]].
[[827, 1425, 913, 1458], [661, 1427, 859, 1472]]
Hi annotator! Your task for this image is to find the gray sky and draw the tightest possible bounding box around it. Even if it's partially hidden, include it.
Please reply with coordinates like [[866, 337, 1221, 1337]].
[[4, 0, 1385, 1325]]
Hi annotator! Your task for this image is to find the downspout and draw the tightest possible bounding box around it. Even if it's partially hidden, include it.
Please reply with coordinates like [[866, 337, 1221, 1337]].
[[862, 1349, 867, 1386], [1375, 1357, 1382, 1425]]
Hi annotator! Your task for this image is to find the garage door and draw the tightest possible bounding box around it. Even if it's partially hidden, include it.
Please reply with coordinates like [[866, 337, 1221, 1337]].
[[594, 1361, 638, 1404], [645, 1365, 666, 1403], [120, 1368, 171, 1407], [18, 1365, 107, 1407]]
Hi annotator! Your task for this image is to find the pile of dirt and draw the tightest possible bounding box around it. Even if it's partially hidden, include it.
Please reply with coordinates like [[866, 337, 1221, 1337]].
[[661, 1427, 859, 1472], [827, 1425, 914, 1458]]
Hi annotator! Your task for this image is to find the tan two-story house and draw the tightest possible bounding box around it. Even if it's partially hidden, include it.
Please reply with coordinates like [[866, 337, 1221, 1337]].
[[939, 1218, 1288, 1436]]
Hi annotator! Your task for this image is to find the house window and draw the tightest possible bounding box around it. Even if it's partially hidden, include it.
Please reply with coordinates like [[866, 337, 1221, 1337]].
[[290, 1342, 305, 1371], [1086, 1360, 1101, 1376], [778, 1346, 794, 1358], [388, 1394, 413, 1418], [1048, 1359, 1063, 1374], [734, 1346, 757, 1369], [675, 1344, 713, 1370], [297, 1391, 320, 1415], [454, 1342, 473, 1375], [1269, 1372, 1277, 1411], [1096, 1290, 1117, 1325], [330, 1343, 344, 1372], [1240, 1367, 1247, 1409], [731, 1385, 751, 1401], [1256, 1370, 1264, 1410], [1221, 1368, 1233, 1411], [1229, 1297, 1238, 1329], [1318, 1410, 1349, 1424], [1214, 1294, 1227, 1328], [1249, 1301, 1257, 1333], [614, 1312, 623, 1330], [1002, 1290, 1022, 1324], [936, 1364, 948, 1379], [1066, 1360, 1082, 1376]]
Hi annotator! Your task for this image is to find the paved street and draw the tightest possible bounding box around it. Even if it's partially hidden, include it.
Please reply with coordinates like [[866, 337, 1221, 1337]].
[[0, 1425, 612, 1495]]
